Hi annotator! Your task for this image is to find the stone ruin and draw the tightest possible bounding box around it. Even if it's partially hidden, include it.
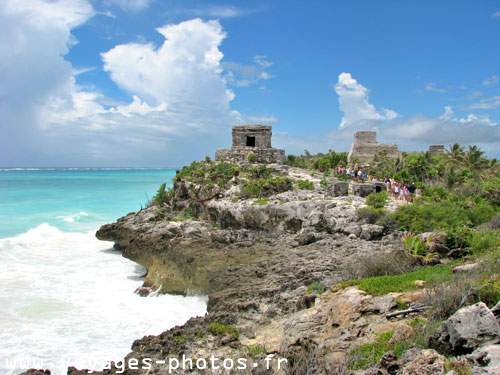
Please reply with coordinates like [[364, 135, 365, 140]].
[[428, 145, 445, 156], [348, 131, 401, 163], [215, 125, 286, 164], [352, 182, 387, 197]]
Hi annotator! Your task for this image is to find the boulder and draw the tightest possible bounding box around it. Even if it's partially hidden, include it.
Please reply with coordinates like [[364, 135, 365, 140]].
[[325, 181, 349, 197], [430, 302, 500, 355], [468, 344, 500, 375], [396, 349, 446, 375], [361, 224, 384, 240], [490, 301, 500, 321]]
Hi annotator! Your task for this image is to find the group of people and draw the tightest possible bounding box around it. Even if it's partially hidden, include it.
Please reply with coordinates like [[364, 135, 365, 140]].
[[384, 178, 422, 204], [334, 164, 423, 204]]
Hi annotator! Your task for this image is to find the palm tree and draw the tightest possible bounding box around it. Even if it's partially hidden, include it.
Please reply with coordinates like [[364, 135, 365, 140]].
[[463, 145, 487, 174], [446, 142, 465, 166]]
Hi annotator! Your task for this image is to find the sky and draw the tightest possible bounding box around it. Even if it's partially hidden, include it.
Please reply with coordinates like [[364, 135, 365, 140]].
[[1, 0, 499, 167]]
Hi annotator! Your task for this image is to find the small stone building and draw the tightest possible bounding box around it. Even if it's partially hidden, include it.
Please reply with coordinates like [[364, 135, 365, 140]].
[[348, 131, 401, 163], [215, 125, 286, 164], [428, 145, 445, 156]]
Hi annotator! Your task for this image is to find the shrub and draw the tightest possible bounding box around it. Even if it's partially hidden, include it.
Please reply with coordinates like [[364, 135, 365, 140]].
[[241, 176, 294, 198], [297, 179, 315, 190], [469, 229, 500, 255], [357, 207, 386, 224], [208, 323, 239, 339], [366, 191, 388, 209], [247, 345, 267, 356], [247, 152, 257, 163], [152, 182, 173, 205], [402, 233, 426, 256], [342, 250, 417, 280], [424, 275, 482, 321], [306, 282, 325, 295]]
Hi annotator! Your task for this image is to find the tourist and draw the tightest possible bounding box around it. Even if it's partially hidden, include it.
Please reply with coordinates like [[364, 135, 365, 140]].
[[408, 183, 416, 203]]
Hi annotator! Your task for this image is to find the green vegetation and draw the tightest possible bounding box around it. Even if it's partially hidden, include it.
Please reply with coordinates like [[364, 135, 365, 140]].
[[350, 330, 407, 370], [151, 182, 174, 205], [208, 323, 240, 339], [247, 152, 257, 163], [306, 281, 325, 295], [285, 149, 348, 172], [340, 263, 456, 296], [247, 345, 267, 356], [253, 198, 270, 206], [241, 175, 294, 198], [356, 206, 386, 225], [296, 179, 315, 190], [365, 191, 388, 209], [402, 233, 427, 256]]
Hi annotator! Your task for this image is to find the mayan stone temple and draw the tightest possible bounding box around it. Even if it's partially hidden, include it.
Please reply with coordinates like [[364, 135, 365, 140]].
[[348, 131, 401, 163], [215, 125, 286, 164]]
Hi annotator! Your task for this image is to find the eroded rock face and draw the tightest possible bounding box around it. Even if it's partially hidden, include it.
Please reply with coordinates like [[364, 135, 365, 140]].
[[86, 166, 412, 375], [430, 302, 500, 356]]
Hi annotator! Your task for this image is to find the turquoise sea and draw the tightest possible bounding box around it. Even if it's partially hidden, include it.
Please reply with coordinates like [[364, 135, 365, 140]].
[[0, 169, 207, 375], [0, 168, 178, 238]]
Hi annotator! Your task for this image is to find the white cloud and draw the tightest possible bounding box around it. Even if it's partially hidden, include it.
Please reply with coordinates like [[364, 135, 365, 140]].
[[244, 115, 279, 124], [482, 75, 500, 86], [334, 73, 398, 128], [469, 95, 500, 110], [105, 0, 150, 12], [222, 57, 274, 88], [102, 19, 234, 113], [0, 7, 245, 166], [425, 82, 446, 93], [492, 11, 500, 18], [186, 5, 257, 19], [0, 0, 95, 165], [253, 55, 273, 68]]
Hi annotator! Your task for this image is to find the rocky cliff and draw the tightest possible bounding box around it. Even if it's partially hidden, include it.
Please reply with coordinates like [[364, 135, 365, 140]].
[[25, 163, 498, 374]]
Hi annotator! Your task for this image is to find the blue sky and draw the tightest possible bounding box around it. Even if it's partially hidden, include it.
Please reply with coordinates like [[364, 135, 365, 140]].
[[1, 0, 499, 167]]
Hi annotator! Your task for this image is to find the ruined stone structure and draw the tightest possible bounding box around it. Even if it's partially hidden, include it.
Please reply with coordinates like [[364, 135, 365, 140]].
[[348, 131, 401, 163], [215, 125, 286, 164], [428, 145, 445, 156], [352, 182, 387, 197]]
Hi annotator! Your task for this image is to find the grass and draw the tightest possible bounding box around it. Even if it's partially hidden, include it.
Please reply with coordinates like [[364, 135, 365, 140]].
[[350, 330, 408, 370], [208, 323, 240, 339], [253, 198, 270, 206], [247, 345, 267, 356], [306, 281, 325, 295], [339, 262, 457, 296]]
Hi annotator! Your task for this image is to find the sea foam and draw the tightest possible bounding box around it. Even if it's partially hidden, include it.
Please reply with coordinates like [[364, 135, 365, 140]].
[[0, 224, 207, 375]]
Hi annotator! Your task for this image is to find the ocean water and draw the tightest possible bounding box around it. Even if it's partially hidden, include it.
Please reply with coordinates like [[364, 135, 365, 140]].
[[0, 169, 208, 375]]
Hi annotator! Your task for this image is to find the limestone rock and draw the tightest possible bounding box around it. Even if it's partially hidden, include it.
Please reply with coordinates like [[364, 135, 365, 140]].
[[430, 302, 500, 355], [325, 181, 348, 197], [361, 224, 384, 240], [468, 344, 500, 375], [396, 349, 446, 375]]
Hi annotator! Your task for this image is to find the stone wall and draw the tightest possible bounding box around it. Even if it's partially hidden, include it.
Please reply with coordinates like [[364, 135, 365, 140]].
[[216, 124, 285, 164], [428, 145, 445, 156], [348, 131, 401, 163], [215, 147, 285, 164], [354, 131, 377, 143], [351, 182, 387, 197], [232, 125, 272, 148]]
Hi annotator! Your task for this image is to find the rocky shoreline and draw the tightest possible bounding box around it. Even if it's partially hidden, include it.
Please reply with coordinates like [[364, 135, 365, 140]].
[[22, 163, 500, 375]]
